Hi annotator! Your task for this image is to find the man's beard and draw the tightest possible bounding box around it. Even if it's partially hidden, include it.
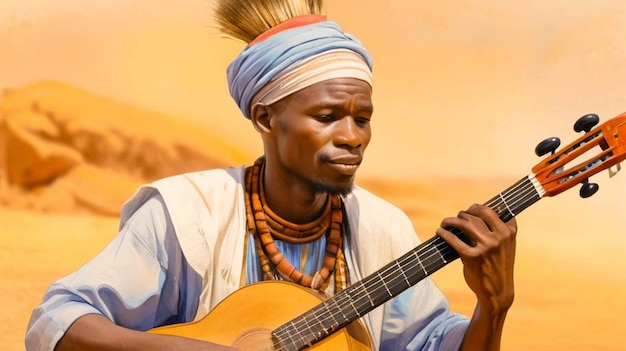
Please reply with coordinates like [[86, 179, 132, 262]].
[[314, 153, 358, 196], [313, 181, 354, 196]]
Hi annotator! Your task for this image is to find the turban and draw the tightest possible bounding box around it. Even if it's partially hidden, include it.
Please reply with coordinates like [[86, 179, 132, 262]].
[[226, 15, 374, 119]]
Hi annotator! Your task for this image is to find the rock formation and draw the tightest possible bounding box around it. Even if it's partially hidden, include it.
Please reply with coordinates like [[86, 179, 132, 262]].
[[0, 81, 247, 216]]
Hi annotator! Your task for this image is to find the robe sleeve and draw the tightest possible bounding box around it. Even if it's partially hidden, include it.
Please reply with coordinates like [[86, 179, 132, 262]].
[[25, 194, 203, 351], [379, 279, 468, 351]]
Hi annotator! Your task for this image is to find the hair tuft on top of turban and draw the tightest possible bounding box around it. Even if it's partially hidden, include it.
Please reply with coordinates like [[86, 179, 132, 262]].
[[214, 0, 324, 44]]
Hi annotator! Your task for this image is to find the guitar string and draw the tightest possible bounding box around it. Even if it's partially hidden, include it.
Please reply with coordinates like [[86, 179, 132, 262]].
[[273, 177, 540, 350], [272, 176, 541, 350], [273, 178, 540, 350], [272, 238, 460, 351]]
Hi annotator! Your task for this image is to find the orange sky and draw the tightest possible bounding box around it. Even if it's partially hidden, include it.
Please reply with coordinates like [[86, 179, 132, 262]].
[[2, 0, 625, 179]]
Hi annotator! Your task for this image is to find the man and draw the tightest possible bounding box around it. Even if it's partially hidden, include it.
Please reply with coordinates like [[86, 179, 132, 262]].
[[26, 1, 517, 350]]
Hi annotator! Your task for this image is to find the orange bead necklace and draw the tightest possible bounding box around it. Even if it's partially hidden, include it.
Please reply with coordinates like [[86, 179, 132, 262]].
[[244, 157, 348, 291]]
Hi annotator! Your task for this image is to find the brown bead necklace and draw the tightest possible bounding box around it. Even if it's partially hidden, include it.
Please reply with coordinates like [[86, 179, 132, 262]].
[[244, 157, 348, 291]]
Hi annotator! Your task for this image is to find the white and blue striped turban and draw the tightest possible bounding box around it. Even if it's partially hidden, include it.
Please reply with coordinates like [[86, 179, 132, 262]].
[[226, 16, 374, 119]]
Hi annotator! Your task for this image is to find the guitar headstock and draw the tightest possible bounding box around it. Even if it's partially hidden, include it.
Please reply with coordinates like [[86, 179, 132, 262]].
[[532, 112, 626, 198]]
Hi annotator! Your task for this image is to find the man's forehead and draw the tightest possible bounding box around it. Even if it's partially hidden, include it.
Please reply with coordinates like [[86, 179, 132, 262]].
[[293, 78, 372, 98], [288, 78, 374, 112]]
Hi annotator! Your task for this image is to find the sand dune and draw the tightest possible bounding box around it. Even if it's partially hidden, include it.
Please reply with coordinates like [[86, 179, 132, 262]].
[[0, 81, 250, 215]]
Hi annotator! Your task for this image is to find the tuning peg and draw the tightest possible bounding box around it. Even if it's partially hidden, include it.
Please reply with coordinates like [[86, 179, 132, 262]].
[[574, 114, 600, 133], [535, 137, 561, 157], [579, 178, 599, 198]]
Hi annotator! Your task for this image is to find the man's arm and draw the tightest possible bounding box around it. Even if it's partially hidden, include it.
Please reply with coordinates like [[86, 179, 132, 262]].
[[26, 195, 204, 351], [436, 203, 517, 351], [55, 314, 236, 351]]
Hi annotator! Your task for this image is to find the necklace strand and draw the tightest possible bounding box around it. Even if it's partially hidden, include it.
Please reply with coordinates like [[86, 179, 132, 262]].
[[244, 157, 348, 291]]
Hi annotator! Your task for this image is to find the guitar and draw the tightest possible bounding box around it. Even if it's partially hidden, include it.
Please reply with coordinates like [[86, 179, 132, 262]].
[[149, 113, 626, 350]]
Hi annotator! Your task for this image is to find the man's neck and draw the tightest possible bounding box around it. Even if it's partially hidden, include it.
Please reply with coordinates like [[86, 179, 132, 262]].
[[262, 172, 328, 225]]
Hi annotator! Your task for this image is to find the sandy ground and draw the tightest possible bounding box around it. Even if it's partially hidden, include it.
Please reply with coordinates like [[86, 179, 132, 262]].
[[2, 176, 626, 351]]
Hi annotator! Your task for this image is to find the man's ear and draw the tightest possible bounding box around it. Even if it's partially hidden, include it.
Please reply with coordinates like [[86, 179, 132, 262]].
[[250, 102, 274, 134]]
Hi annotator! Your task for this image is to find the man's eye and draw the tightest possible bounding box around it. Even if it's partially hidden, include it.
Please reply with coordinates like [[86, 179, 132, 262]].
[[315, 114, 336, 122], [355, 117, 371, 126]]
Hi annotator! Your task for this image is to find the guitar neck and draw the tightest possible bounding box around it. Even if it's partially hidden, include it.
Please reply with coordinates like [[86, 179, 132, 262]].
[[272, 174, 545, 350]]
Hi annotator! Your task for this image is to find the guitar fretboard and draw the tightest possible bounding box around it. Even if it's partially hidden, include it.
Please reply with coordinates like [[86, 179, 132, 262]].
[[271, 175, 545, 351]]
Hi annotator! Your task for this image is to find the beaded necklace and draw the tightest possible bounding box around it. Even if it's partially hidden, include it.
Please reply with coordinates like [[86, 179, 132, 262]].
[[244, 157, 349, 291]]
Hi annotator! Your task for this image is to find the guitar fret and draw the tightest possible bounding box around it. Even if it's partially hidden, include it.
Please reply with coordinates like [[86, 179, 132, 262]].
[[421, 249, 443, 274], [332, 295, 350, 322], [309, 312, 325, 338], [332, 287, 359, 322], [362, 281, 375, 307], [434, 241, 447, 264], [377, 272, 393, 297], [498, 192, 515, 218], [486, 176, 541, 222], [413, 250, 428, 276], [321, 300, 341, 328], [348, 292, 362, 317], [396, 260, 411, 286], [295, 319, 312, 348], [289, 320, 305, 349], [360, 278, 384, 309]]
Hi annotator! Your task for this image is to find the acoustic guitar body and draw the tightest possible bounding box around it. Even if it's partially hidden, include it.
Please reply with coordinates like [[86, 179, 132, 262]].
[[149, 281, 374, 351]]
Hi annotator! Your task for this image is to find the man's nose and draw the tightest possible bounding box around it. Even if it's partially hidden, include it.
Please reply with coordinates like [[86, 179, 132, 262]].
[[334, 117, 363, 148]]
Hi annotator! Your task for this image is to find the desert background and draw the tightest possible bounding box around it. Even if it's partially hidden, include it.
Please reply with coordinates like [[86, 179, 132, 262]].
[[1, 1, 626, 350]]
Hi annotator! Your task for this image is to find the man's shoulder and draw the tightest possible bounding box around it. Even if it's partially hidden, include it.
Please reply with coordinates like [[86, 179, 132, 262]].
[[345, 185, 420, 256], [152, 166, 246, 189], [349, 185, 401, 208], [347, 185, 409, 220], [120, 166, 247, 226], [146, 166, 247, 212]]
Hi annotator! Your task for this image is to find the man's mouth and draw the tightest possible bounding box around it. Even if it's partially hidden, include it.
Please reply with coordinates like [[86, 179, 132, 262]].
[[327, 156, 362, 175]]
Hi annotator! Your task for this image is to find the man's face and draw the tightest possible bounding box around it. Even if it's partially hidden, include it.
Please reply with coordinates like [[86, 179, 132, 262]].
[[266, 77, 373, 195]]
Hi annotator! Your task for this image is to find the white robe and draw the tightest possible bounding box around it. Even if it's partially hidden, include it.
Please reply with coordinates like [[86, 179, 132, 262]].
[[119, 166, 468, 350], [26, 166, 468, 351]]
